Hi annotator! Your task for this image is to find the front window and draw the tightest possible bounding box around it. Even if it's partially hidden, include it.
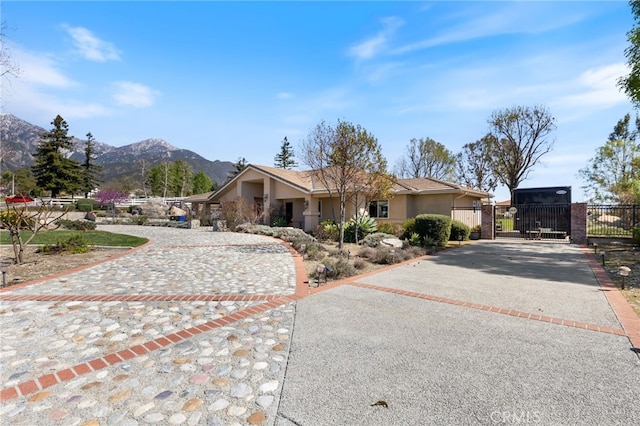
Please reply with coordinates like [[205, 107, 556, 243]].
[[369, 200, 389, 218]]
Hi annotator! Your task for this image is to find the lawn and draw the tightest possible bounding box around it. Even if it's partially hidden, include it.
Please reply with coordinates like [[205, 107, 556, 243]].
[[0, 230, 148, 247]]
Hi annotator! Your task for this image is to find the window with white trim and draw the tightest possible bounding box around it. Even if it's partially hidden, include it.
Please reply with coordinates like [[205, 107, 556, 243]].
[[368, 200, 389, 218]]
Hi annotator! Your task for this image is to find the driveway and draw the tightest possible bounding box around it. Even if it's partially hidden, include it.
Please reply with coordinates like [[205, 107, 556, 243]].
[[1, 228, 639, 425], [278, 241, 640, 425]]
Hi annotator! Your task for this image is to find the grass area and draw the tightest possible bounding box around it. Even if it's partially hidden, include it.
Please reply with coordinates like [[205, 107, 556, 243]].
[[496, 217, 514, 231], [0, 230, 148, 247]]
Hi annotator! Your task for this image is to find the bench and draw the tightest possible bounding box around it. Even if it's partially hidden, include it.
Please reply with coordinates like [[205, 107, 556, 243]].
[[525, 228, 567, 240]]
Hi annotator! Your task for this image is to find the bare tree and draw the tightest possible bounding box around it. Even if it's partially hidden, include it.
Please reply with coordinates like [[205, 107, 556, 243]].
[[488, 105, 556, 202], [394, 137, 456, 180], [301, 119, 388, 249], [0, 21, 19, 79], [0, 200, 66, 264], [456, 134, 498, 193]]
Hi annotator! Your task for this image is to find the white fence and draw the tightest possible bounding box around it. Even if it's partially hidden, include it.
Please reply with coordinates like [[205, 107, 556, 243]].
[[46, 197, 189, 208]]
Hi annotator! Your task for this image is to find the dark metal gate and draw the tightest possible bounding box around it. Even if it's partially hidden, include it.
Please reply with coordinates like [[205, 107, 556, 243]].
[[494, 204, 571, 241]]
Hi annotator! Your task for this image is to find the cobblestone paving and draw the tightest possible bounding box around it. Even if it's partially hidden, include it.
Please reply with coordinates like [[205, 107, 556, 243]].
[[0, 226, 298, 425]]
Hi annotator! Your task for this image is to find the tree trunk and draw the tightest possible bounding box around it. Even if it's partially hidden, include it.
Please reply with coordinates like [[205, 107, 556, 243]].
[[338, 192, 347, 250]]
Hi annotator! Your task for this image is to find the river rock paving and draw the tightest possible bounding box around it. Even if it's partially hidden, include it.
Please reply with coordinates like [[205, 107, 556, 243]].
[[0, 226, 298, 425]]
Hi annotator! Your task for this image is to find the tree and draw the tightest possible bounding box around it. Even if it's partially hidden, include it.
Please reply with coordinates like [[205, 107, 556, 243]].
[[274, 136, 298, 169], [227, 157, 248, 181], [0, 200, 66, 264], [2, 168, 37, 195], [456, 134, 498, 193], [301, 119, 388, 250], [394, 137, 456, 180], [146, 162, 171, 197], [487, 105, 556, 202], [579, 114, 640, 203], [620, 1, 640, 108], [170, 160, 193, 197], [80, 132, 102, 198], [32, 115, 83, 198], [193, 170, 214, 194], [138, 159, 149, 197], [96, 188, 129, 222], [1, 21, 19, 79]]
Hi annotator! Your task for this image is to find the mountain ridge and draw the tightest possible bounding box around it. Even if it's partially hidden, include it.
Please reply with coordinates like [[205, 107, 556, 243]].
[[0, 113, 234, 188]]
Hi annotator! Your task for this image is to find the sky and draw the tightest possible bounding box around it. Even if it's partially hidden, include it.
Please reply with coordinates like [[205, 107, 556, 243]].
[[0, 0, 636, 202]]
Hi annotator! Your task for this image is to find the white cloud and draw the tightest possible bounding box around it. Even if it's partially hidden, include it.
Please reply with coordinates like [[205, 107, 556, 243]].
[[393, 3, 589, 55], [349, 16, 404, 60], [13, 45, 74, 88], [553, 63, 628, 109], [277, 92, 294, 100], [63, 25, 121, 62], [112, 81, 159, 107]]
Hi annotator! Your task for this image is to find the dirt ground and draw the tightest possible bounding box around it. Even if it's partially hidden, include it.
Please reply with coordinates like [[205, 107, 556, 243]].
[[2, 241, 639, 321], [596, 243, 640, 318]]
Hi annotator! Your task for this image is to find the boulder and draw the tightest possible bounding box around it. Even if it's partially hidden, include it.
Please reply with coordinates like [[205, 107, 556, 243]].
[[380, 237, 403, 249]]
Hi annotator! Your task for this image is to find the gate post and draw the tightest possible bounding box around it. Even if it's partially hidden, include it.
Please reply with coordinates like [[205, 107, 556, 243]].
[[571, 203, 587, 245], [481, 204, 495, 240]]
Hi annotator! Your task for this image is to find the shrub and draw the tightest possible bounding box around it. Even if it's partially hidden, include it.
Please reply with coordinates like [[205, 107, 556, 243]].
[[133, 215, 149, 225], [353, 258, 367, 270], [450, 220, 470, 241], [220, 198, 254, 230], [414, 214, 451, 247], [322, 256, 355, 279], [291, 240, 326, 261], [58, 219, 97, 231], [400, 218, 416, 240], [378, 222, 402, 236], [633, 227, 640, 246], [314, 220, 339, 242], [344, 213, 378, 243], [40, 234, 89, 255], [0, 210, 35, 228], [408, 232, 422, 247], [272, 216, 289, 227], [76, 199, 97, 212]]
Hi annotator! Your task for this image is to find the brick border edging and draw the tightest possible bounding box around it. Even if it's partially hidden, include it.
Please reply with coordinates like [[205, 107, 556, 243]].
[[346, 282, 626, 335], [582, 248, 640, 352], [0, 295, 303, 402], [0, 239, 310, 402]]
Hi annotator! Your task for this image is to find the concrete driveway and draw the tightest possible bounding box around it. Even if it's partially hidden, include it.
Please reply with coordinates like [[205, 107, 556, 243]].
[[277, 241, 640, 425]]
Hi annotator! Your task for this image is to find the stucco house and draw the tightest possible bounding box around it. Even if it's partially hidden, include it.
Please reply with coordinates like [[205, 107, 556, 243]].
[[188, 164, 492, 232]]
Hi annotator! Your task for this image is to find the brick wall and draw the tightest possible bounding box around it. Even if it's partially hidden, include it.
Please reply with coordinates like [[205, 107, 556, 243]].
[[571, 203, 587, 245], [481, 204, 494, 240]]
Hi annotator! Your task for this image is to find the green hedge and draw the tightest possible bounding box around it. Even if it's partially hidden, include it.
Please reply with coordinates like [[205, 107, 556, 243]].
[[414, 214, 451, 247], [76, 199, 97, 212], [58, 219, 97, 231], [450, 220, 470, 241]]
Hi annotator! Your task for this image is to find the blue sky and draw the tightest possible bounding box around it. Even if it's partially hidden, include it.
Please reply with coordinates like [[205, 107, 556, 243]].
[[1, 1, 635, 202]]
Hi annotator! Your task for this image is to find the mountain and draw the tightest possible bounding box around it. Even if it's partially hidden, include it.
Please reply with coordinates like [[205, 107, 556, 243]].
[[0, 114, 234, 188]]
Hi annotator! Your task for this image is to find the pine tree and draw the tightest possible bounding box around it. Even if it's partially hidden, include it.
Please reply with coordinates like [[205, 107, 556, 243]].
[[274, 136, 298, 169], [80, 132, 103, 198], [226, 157, 248, 181], [32, 115, 83, 198]]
